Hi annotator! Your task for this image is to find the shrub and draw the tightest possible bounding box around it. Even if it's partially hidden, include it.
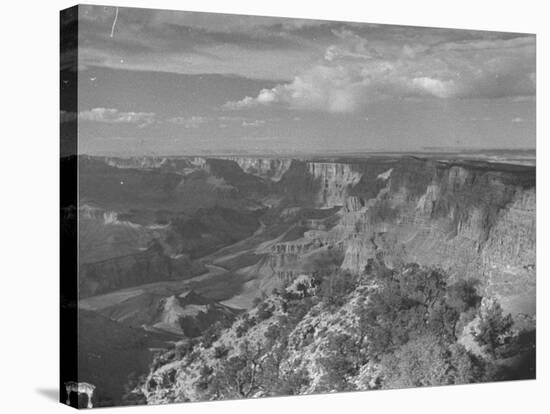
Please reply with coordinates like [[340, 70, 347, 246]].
[[317, 332, 364, 392], [235, 315, 256, 338], [257, 301, 274, 321], [276, 368, 311, 395], [380, 335, 484, 389], [446, 279, 481, 313], [202, 321, 224, 348], [318, 271, 358, 308], [213, 345, 229, 359], [474, 300, 514, 359]]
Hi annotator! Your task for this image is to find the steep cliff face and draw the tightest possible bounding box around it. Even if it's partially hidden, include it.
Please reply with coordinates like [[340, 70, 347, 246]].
[[212, 157, 535, 316], [481, 189, 536, 314], [301, 159, 536, 316], [104, 156, 173, 170], [225, 157, 292, 182], [307, 162, 363, 207], [102, 156, 199, 175]]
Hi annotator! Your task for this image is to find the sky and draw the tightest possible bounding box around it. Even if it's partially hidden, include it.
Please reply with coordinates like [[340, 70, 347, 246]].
[[66, 5, 536, 155]]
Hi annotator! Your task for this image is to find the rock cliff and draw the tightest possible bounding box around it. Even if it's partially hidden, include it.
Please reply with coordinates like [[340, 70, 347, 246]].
[[306, 162, 363, 207], [79, 241, 176, 298], [332, 159, 535, 316], [224, 157, 292, 182]]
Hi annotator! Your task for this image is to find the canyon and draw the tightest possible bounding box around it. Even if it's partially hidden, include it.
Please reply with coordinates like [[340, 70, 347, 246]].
[[70, 153, 535, 406]]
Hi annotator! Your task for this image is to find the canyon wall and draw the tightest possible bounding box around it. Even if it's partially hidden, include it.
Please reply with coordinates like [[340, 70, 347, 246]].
[[224, 157, 292, 182], [306, 162, 363, 207], [78, 155, 535, 317], [296, 158, 535, 316], [79, 241, 178, 298]]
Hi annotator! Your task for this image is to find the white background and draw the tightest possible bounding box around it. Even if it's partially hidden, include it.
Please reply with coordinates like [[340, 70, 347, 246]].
[[0, 0, 547, 412]]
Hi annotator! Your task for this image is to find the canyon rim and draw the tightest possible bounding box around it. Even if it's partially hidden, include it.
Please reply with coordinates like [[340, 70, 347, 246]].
[[60, 5, 536, 408]]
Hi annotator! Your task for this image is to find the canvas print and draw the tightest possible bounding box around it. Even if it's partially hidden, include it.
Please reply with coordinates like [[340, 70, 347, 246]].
[[60, 4, 536, 408]]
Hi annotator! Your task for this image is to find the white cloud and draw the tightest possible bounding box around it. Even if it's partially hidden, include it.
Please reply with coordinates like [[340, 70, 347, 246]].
[[511, 117, 525, 123], [225, 65, 372, 113], [410, 77, 456, 98], [224, 32, 535, 114], [79, 107, 155, 127]]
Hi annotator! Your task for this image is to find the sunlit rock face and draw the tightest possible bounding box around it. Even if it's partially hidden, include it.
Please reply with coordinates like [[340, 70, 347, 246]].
[[481, 189, 536, 314], [210, 155, 535, 316], [102, 156, 199, 174], [104, 156, 170, 169], [330, 159, 535, 315], [225, 157, 293, 182], [306, 162, 363, 207]]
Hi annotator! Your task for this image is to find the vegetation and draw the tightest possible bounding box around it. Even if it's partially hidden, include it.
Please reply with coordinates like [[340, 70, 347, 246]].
[[474, 300, 514, 359], [158, 258, 534, 401], [312, 260, 490, 389], [317, 332, 366, 391]]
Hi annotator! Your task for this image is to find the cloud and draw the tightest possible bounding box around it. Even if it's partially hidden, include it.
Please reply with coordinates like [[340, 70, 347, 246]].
[[410, 77, 456, 98], [77, 5, 536, 95], [78, 6, 535, 115], [78, 5, 321, 81], [511, 117, 525, 123], [224, 65, 374, 113], [79, 107, 155, 127], [324, 28, 377, 61], [167, 115, 209, 128], [224, 32, 535, 113]]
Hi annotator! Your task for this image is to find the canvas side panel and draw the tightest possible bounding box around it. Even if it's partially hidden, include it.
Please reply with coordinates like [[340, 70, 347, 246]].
[[60, 5, 79, 408]]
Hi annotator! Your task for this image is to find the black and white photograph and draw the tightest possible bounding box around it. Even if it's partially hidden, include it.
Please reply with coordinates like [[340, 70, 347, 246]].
[[58, 2, 537, 409]]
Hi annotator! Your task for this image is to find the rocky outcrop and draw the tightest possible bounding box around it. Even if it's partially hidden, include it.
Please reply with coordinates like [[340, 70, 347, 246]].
[[344, 196, 364, 212], [209, 156, 535, 317], [225, 157, 292, 182], [481, 189, 536, 314], [102, 156, 198, 174], [104, 156, 171, 170], [334, 160, 535, 315], [306, 162, 362, 207], [80, 204, 142, 229]]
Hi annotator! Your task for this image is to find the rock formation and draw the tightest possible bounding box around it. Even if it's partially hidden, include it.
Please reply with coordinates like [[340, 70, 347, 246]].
[[225, 157, 293, 182], [307, 162, 362, 207]]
